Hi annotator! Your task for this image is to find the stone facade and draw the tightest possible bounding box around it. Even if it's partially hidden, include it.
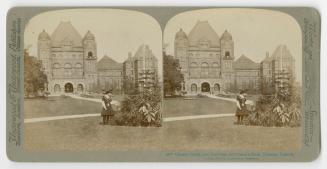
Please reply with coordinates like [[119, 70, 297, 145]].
[[174, 21, 296, 94], [38, 21, 158, 94], [123, 45, 159, 92], [260, 45, 296, 94], [96, 55, 123, 93]]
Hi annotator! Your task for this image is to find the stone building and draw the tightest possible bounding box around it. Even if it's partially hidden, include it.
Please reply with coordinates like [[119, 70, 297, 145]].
[[38, 21, 97, 93], [260, 45, 296, 94], [96, 55, 123, 93], [233, 55, 260, 93], [37, 21, 158, 94], [123, 45, 159, 92], [174, 20, 296, 94], [175, 21, 234, 94]]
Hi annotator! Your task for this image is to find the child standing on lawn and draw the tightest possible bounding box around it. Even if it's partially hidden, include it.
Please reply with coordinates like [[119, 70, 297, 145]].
[[101, 90, 114, 125], [235, 90, 248, 124]]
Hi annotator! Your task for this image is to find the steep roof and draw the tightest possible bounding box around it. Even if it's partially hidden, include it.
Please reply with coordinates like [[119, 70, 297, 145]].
[[188, 21, 220, 47], [221, 30, 233, 41], [51, 21, 83, 47], [84, 30, 95, 40], [271, 45, 293, 60], [97, 55, 123, 71], [175, 28, 188, 39], [134, 44, 157, 61], [38, 30, 50, 40], [262, 55, 273, 63], [234, 55, 260, 70]]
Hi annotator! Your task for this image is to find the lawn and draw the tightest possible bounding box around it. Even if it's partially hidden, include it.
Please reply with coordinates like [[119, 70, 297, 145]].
[[24, 116, 301, 152], [24, 96, 301, 152], [163, 97, 236, 117], [24, 96, 102, 118]]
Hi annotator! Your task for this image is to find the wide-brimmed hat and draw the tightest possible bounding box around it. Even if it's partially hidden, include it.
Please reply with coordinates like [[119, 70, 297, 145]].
[[103, 90, 113, 94], [239, 89, 247, 94]]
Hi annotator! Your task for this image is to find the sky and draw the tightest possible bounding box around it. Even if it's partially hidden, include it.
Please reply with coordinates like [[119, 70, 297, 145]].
[[24, 8, 162, 77], [164, 8, 302, 82]]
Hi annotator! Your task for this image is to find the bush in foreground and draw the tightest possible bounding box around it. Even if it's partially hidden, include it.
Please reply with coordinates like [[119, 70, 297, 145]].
[[113, 87, 162, 127], [244, 86, 301, 127]]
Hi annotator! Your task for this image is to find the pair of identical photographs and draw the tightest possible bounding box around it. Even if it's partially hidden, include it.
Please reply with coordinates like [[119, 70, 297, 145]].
[[7, 7, 320, 162]]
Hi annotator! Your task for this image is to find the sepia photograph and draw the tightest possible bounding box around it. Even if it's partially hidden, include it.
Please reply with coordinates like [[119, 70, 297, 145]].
[[23, 8, 303, 153], [3, 4, 321, 162], [23, 9, 163, 151], [162, 8, 302, 151]]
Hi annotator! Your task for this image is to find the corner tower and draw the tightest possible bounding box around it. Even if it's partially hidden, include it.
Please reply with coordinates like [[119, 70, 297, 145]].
[[83, 30, 97, 90], [37, 30, 51, 76], [174, 29, 189, 72], [220, 30, 234, 90]]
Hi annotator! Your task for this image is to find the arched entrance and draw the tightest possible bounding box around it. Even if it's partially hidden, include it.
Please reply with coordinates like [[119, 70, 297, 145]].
[[214, 83, 220, 92], [54, 84, 61, 93], [201, 82, 210, 92], [77, 84, 84, 93], [64, 83, 74, 93]]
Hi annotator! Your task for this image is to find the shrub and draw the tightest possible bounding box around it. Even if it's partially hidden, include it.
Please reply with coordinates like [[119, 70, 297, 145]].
[[245, 85, 301, 127], [113, 87, 162, 127]]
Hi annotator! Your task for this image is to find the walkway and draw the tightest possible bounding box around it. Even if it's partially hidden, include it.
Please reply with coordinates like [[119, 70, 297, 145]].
[[24, 113, 234, 124], [203, 93, 255, 105], [24, 94, 238, 124], [69, 94, 120, 105]]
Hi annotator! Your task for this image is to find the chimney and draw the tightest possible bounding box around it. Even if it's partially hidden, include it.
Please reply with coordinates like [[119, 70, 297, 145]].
[[128, 52, 132, 58], [266, 52, 269, 58]]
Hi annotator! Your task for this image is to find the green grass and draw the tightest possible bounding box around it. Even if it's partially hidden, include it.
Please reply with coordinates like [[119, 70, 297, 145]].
[[24, 116, 301, 152], [163, 97, 236, 117], [24, 96, 301, 152], [24, 96, 102, 118]]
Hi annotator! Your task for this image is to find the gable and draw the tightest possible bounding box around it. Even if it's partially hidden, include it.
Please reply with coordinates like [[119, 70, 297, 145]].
[[51, 21, 83, 47]]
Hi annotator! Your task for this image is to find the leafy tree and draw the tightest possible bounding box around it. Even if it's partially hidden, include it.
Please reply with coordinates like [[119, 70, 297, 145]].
[[24, 49, 48, 97], [163, 52, 184, 97]]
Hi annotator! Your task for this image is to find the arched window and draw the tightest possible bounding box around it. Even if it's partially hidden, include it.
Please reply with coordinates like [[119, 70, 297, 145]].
[[201, 62, 209, 77], [77, 84, 83, 93], [201, 62, 209, 68], [190, 62, 199, 78], [75, 63, 82, 68], [191, 84, 197, 92], [212, 62, 219, 68], [54, 84, 61, 93], [64, 63, 72, 69], [214, 83, 220, 91], [225, 51, 230, 59], [53, 63, 60, 69], [88, 51, 93, 58]]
